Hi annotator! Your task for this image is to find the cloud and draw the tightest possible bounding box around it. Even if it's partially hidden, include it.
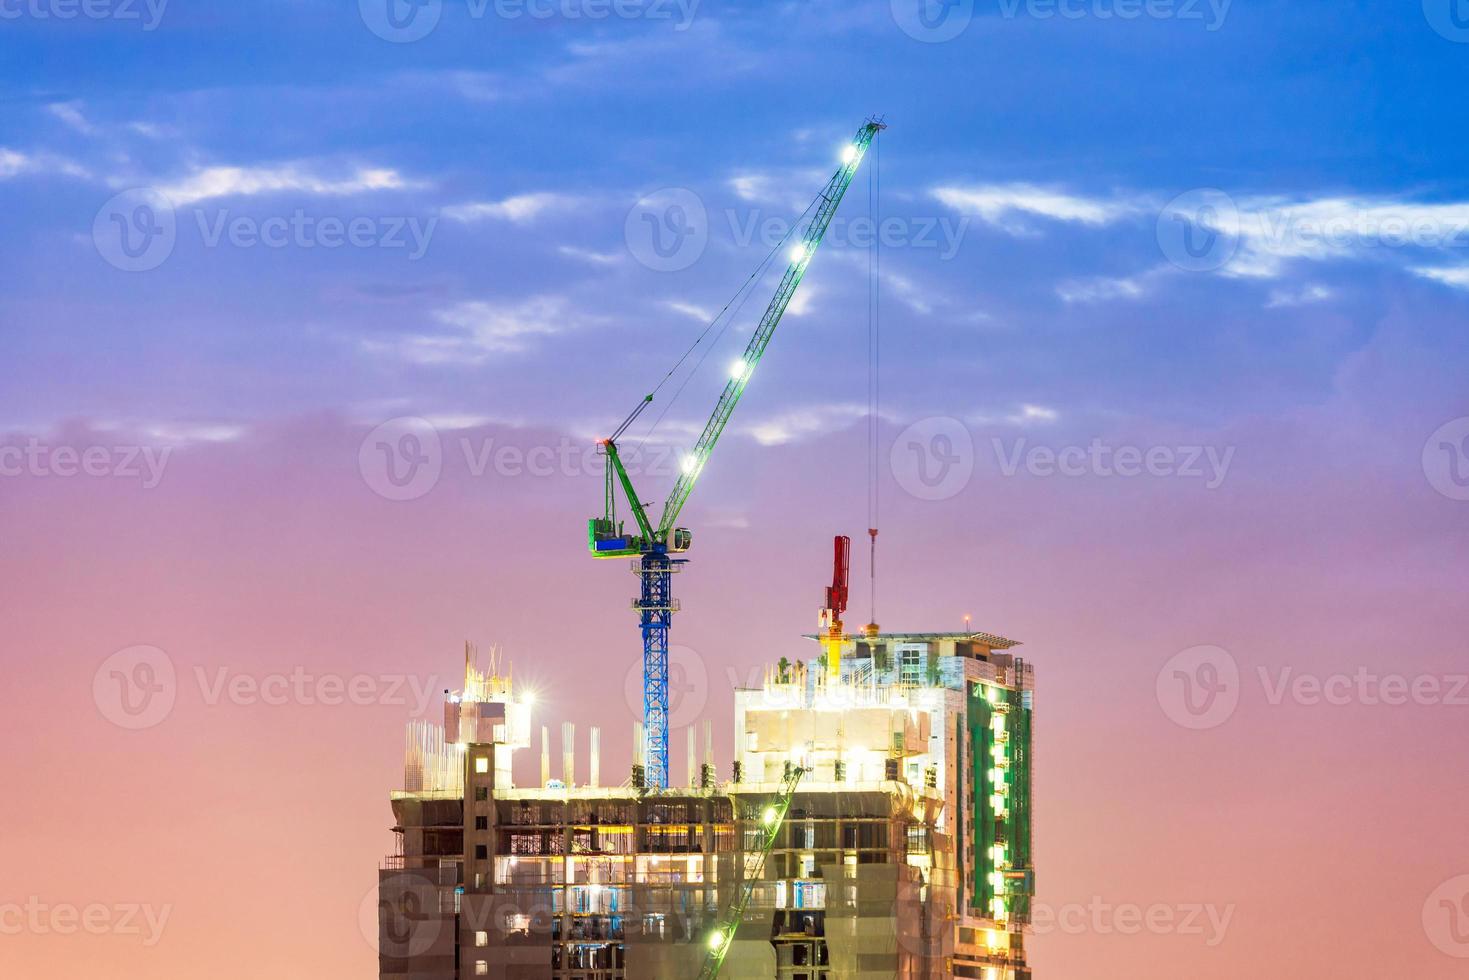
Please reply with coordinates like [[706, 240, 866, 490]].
[[727, 169, 826, 210], [1177, 194, 1469, 279], [47, 101, 96, 135], [154, 163, 414, 207], [443, 192, 577, 225], [932, 183, 1138, 234], [558, 245, 622, 266], [664, 300, 713, 322], [0, 146, 90, 181], [1056, 275, 1145, 304], [363, 296, 582, 365], [744, 402, 870, 446], [1266, 284, 1334, 308], [1412, 265, 1469, 291], [966, 404, 1061, 427]]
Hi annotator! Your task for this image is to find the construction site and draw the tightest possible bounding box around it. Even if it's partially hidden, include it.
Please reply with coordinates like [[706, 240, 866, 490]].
[[376, 120, 1038, 980]]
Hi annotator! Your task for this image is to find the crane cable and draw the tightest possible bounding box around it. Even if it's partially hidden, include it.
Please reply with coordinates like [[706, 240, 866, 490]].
[[629, 195, 821, 454], [867, 133, 881, 631]]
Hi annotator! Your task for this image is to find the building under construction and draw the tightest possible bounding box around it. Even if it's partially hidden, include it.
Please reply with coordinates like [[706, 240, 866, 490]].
[[378, 119, 1037, 979], [377, 632, 1036, 979]]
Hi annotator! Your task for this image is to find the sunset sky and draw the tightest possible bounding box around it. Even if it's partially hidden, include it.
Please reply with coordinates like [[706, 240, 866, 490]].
[[3, 1, 1469, 977]]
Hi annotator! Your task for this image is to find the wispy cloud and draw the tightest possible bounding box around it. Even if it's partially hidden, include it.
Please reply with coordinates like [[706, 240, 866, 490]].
[[1056, 275, 1145, 304], [559, 244, 622, 266], [663, 300, 713, 322], [743, 402, 871, 446], [154, 163, 415, 207], [1266, 283, 1334, 307], [444, 192, 578, 225], [0, 146, 90, 181], [932, 183, 1139, 235], [1412, 265, 1469, 291], [47, 101, 96, 136], [1167, 194, 1469, 279], [363, 296, 585, 365]]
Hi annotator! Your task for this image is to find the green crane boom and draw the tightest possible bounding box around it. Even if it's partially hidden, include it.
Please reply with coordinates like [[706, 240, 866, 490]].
[[655, 120, 884, 536], [697, 765, 808, 980], [588, 118, 885, 791]]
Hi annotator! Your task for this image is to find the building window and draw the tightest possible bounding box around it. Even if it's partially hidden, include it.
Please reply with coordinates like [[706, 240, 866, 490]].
[[475, 961, 488, 975], [475, 930, 488, 947], [475, 787, 488, 801], [475, 844, 488, 860], [475, 756, 489, 774], [475, 816, 488, 830], [898, 644, 925, 684]]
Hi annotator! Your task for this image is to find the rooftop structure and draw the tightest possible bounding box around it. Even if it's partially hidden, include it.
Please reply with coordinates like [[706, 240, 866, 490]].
[[378, 632, 1035, 980]]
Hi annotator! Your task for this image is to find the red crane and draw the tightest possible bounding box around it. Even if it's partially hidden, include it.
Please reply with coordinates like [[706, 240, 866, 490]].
[[819, 535, 851, 679]]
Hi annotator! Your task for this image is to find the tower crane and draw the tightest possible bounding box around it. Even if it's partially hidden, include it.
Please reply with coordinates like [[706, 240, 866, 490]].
[[589, 119, 885, 789]]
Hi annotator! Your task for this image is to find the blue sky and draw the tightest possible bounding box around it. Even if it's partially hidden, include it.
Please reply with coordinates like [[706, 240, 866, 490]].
[[3, 0, 1468, 453]]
